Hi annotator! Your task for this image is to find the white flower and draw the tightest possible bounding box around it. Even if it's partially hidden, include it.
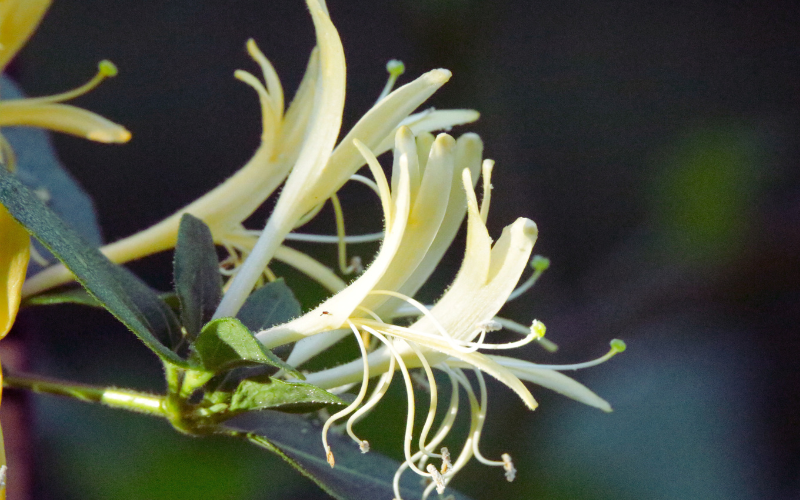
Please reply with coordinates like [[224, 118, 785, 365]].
[[253, 128, 625, 499]]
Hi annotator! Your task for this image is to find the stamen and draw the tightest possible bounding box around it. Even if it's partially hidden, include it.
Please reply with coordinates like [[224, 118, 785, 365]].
[[479, 159, 494, 224], [502, 453, 516, 482], [361, 317, 545, 352], [502, 339, 627, 371], [283, 232, 384, 244], [358, 327, 430, 480], [377, 59, 406, 103], [470, 369, 505, 467], [349, 173, 381, 197], [426, 463, 446, 494], [414, 350, 440, 461], [493, 316, 559, 352], [23, 60, 118, 105], [346, 333, 397, 444], [441, 447, 452, 473], [365, 290, 467, 352], [507, 255, 551, 301], [321, 321, 371, 467], [330, 193, 355, 275], [293, 201, 326, 228]]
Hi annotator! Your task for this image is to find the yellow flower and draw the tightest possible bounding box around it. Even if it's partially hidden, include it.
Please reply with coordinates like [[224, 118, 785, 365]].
[[22, 0, 478, 300]]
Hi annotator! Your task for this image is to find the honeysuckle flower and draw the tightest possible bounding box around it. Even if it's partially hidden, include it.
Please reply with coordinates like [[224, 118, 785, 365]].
[[252, 128, 625, 498], [21, 0, 478, 301]]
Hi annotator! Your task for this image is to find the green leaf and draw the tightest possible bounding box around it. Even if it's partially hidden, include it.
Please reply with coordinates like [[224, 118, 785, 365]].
[[224, 411, 475, 500], [236, 279, 301, 332], [174, 214, 222, 340], [0, 168, 186, 366], [22, 286, 102, 308], [191, 317, 301, 377], [228, 375, 342, 413]]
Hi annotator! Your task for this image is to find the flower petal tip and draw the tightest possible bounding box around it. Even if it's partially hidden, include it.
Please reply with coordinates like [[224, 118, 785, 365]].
[[88, 126, 132, 144], [427, 68, 452, 84], [521, 219, 537, 237]]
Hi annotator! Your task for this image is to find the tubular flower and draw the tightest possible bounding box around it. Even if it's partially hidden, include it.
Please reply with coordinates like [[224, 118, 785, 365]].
[[253, 130, 625, 499], [22, 0, 478, 300]]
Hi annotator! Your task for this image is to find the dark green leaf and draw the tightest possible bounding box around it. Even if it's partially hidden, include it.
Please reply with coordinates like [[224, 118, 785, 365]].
[[224, 411, 475, 500], [191, 317, 301, 377], [173, 214, 222, 340], [237, 279, 301, 331], [22, 287, 101, 308], [228, 375, 342, 413], [0, 168, 186, 366]]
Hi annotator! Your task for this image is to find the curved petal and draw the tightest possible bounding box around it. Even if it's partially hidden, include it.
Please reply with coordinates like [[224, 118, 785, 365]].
[[482, 355, 612, 412], [257, 144, 412, 348], [0, 205, 29, 338], [0, 102, 130, 143]]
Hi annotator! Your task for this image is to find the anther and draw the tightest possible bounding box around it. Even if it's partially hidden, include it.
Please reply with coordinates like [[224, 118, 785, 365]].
[[502, 453, 516, 482], [426, 463, 446, 494], [326, 446, 335, 468], [98, 59, 118, 77], [531, 255, 550, 272], [610, 339, 627, 353], [377, 59, 406, 102], [359, 440, 370, 453], [440, 447, 452, 473], [530, 320, 546, 338], [477, 320, 502, 333]]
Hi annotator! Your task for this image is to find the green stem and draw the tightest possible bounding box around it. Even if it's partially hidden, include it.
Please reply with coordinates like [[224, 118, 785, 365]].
[[3, 370, 167, 417]]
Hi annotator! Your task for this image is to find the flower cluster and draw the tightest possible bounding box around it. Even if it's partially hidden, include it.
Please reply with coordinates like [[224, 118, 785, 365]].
[[12, 1, 625, 498]]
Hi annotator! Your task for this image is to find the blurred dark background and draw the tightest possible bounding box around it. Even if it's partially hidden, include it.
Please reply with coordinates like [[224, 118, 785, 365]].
[[3, 0, 799, 498]]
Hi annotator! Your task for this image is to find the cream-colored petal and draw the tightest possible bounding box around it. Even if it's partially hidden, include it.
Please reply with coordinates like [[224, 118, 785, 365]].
[[480, 355, 612, 412], [214, 0, 347, 318], [309, 68, 453, 206], [386, 133, 483, 308], [416, 217, 537, 344], [277, 48, 319, 164], [287, 132, 456, 368], [0, 102, 130, 143], [256, 148, 411, 348], [375, 109, 480, 155], [0, 0, 51, 72]]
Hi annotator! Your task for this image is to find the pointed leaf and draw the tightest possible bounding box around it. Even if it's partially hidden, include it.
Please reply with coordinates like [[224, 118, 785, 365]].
[[191, 317, 301, 377], [228, 375, 342, 413], [0, 168, 186, 365], [224, 411, 475, 500], [174, 214, 222, 340], [237, 279, 301, 331]]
